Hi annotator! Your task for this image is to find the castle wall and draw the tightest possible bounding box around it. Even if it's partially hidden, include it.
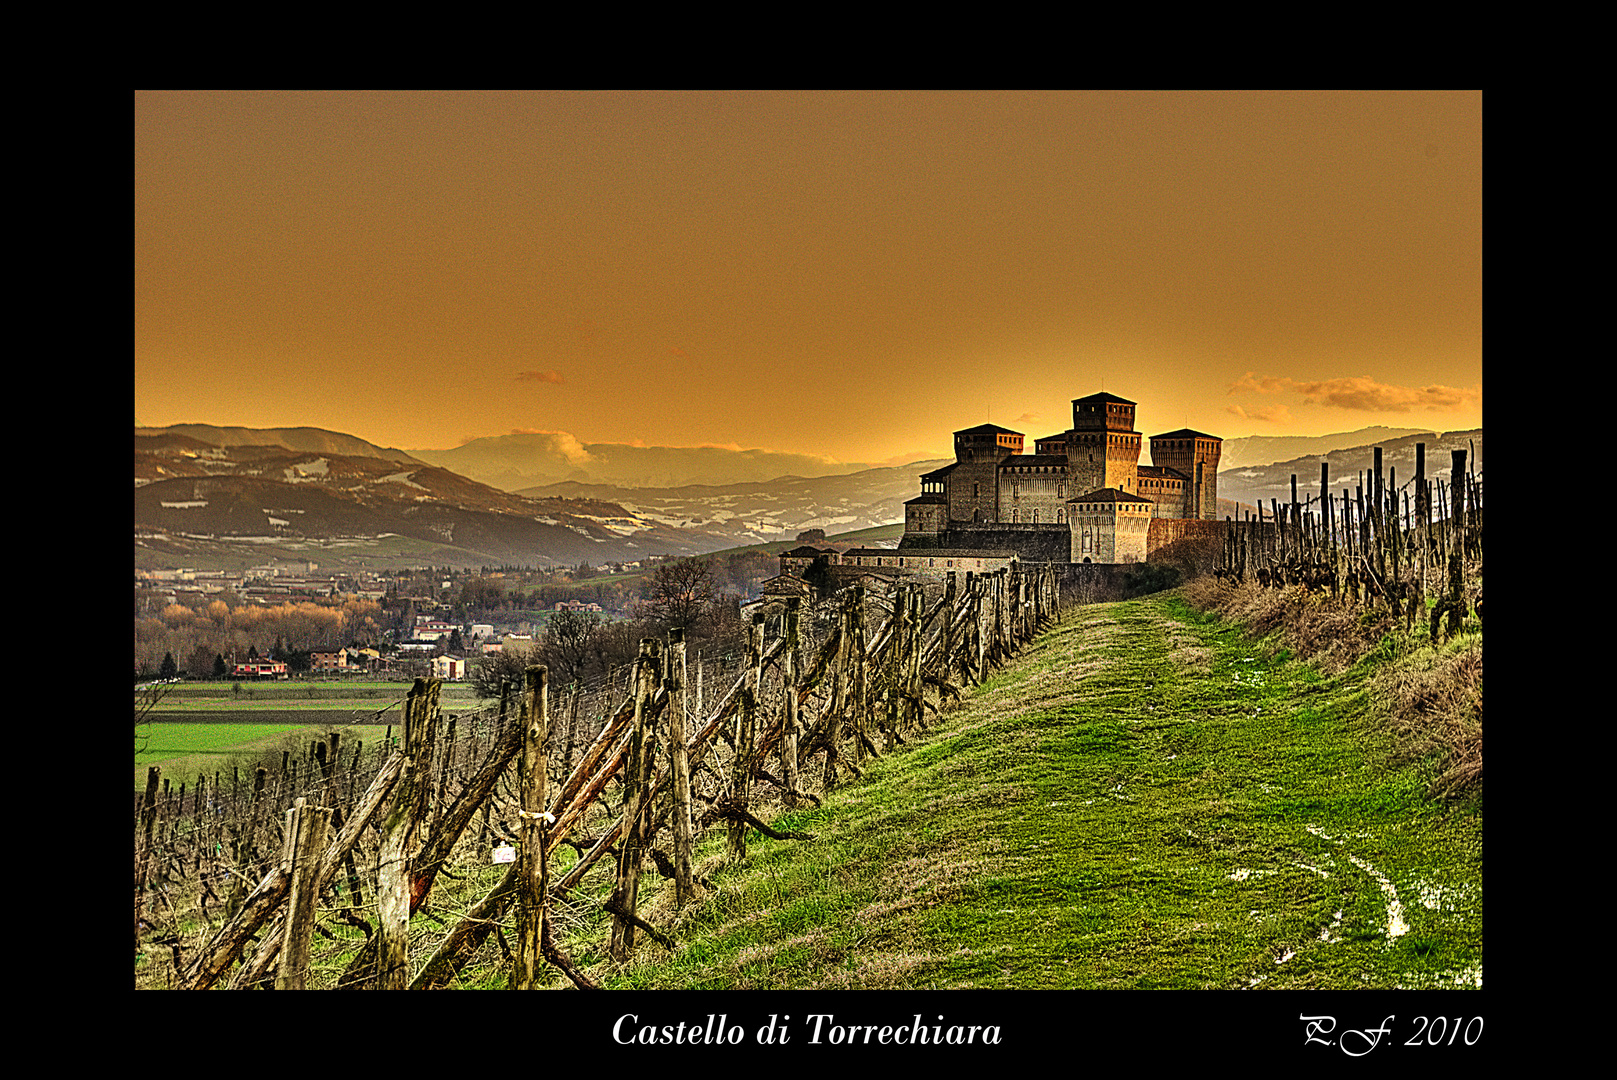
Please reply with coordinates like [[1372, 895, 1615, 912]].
[[997, 457, 1069, 524], [1137, 472, 1187, 519], [907, 524, 1072, 563], [840, 548, 1018, 577], [1195, 453, 1220, 520], [947, 459, 1004, 524], [1146, 517, 1226, 555], [1069, 498, 1151, 563]]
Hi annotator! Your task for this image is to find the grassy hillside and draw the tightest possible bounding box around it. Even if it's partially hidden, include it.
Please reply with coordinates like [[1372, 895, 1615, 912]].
[[139, 584, 1481, 999], [580, 590, 1481, 990]]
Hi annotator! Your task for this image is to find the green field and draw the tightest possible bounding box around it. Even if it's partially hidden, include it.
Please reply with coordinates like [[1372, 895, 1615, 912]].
[[134, 679, 489, 790], [134, 721, 400, 790]]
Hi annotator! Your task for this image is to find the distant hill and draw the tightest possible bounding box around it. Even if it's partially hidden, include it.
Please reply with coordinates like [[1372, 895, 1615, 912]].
[[409, 432, 911, 491], [516, 460, 951, 546], [134, 432, 743, 571], [136, 424, 425, 465], [134, 421, 1480, 571], [1217, 428, 1482, 514], [134, 425, 948, 573], [1217, 427, 1434, 471]]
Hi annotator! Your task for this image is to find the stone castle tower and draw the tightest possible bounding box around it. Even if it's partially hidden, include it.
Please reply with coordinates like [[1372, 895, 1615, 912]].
[[1065, 392, 1143, 496], [949, 424, 1023, 524], [1148, 429, 1221, 521]]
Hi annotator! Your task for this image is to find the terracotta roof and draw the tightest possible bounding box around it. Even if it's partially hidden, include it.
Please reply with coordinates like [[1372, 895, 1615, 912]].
[[1073, 392, 1136, 405], [954, 423, 1022, 436], [780, 545, 831, 558], [1151, 428, 1220, 441], [905, 494, 948, 504], [1069, 487, 1152, 503], [919, 463, 957, 480]]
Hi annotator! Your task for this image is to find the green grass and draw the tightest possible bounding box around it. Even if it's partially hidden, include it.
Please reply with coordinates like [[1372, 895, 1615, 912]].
[[140, 680, 483, 716], [137, 722, 307, 763], [590, 590, 1481, 990], [134, 722, 398, 790], [139, 587, 1479, 991]]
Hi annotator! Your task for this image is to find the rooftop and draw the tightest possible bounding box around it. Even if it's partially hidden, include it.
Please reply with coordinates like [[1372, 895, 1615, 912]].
[[1070, 487, 1152, 504]]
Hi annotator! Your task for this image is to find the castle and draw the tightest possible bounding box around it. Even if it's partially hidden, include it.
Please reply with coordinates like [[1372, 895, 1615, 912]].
[[897, 392, 1223, 565]]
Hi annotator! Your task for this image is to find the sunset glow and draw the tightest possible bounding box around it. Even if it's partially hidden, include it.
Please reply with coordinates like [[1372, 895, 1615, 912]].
[[135, 90, 1481, 471]]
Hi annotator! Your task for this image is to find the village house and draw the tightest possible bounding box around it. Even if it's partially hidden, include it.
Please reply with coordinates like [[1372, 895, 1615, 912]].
[[232, 659, 289, 679], [431, 655, 469, 680]]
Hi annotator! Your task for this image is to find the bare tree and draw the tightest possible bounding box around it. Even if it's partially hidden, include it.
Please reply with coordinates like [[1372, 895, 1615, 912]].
[[638, 559, 717, 636], [471, 650, 532, 699], [542, 608, 600, 684]]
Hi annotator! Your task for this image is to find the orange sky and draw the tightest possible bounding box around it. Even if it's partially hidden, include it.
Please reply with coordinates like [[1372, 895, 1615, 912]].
[[135, 90, 1481, 468]]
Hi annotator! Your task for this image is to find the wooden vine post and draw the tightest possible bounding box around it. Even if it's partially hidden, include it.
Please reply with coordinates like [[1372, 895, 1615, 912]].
[[780, 598, 802, 809], [135, 766, 160, 952], [274, 796, 332, 990], [610, 641, 660, 961], [967, 573, 983, 682], [730, 615, 764, 860], [512, 664, 549, 990], [666, 629, 697, 907], [377, 677, 438, 990], [1445, 448, 1468, 637], [225, 766, 267, 921]]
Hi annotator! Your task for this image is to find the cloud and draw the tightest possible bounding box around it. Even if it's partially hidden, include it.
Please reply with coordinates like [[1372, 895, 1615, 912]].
[[1015, 412, 1043, 423], [1224, 404, 1294, 425], [515, 370, 564, 384], [1227, 372, 1479, 413], [507, 429, 593, 465]]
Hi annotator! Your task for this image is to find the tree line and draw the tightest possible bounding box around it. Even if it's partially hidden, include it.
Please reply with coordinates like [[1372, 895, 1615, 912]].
[[135, 598, 384, 679], [473, 558, 751, 694]]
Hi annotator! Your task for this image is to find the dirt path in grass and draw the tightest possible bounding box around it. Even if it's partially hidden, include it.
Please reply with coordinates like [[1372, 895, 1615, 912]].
[[852, 595, 1483, 990], [609, 592, 1482, 991]]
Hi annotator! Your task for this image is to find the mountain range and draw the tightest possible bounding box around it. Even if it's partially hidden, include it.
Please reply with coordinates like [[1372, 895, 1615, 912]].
[[135, 423, 1480, 573], [134, 427, 946, 572], [407, 431, 895, 491]]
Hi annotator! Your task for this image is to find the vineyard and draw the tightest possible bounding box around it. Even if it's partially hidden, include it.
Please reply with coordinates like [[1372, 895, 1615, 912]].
[[1219, 445, 1482, 641], [133, 442, 1483, 990], [134, 563, 1061, 989]]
